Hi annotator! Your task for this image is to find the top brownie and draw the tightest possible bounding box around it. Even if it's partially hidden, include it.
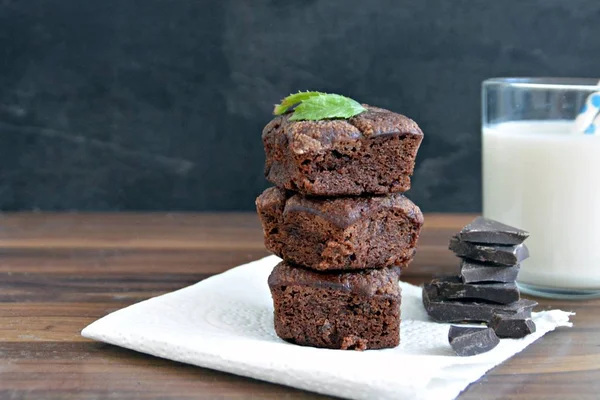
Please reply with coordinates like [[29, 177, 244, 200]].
[[262, 105, 423, 196]]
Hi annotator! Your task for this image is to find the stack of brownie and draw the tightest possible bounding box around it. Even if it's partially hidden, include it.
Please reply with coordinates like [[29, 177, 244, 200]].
[[423, 217, 538, 339], [256, 105, 425, 350]]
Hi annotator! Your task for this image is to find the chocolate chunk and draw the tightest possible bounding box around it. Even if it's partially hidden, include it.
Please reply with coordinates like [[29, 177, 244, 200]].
[[449, 235, 529, 266], [430, 275, 520, 304], [448, 326, 500, 356], [422, 284, 537, 323], [458, 216, 529, 245], [460, 259, 520, 283], [489, 313, 537, 338]]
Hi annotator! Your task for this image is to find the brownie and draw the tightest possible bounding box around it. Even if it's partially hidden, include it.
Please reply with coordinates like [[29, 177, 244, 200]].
[[262, 105, 424, 196], [256, 187, 424, 271], [268, 261, 401, 350]]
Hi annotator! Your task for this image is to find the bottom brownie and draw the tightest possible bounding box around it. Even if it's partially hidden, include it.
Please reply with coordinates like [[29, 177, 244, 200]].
[[268, 261, 401, 350]]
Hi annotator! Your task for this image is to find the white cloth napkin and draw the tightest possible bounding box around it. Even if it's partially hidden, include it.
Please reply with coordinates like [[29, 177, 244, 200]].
[[82, 256, 573, 400]]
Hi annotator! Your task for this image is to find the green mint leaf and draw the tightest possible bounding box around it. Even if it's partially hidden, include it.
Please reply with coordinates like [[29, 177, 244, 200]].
[[289, 93, 366, 121], [273, 91, 324, 115]]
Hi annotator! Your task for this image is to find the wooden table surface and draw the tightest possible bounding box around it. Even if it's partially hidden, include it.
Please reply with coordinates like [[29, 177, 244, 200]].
[[0, 213, 598, 400]]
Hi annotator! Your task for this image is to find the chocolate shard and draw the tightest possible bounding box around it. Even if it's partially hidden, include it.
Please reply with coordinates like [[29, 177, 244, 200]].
[[422, 284, 537, 323], [449, 235, 529, 266], [460, 259, 520, 283], [430, 275, 520, 304], [458, 216, 529, 245], [448, 325, 500, 356], [489, 313, 537, 338]]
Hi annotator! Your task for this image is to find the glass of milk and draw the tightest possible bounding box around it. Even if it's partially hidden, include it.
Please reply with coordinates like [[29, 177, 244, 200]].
[[482, 77, 600, 299]]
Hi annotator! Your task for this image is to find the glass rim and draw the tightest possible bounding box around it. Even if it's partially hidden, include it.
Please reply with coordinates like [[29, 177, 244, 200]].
[[483, 77, 600, 91]]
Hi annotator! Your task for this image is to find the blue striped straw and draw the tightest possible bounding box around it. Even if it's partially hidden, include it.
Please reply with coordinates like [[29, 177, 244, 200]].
[[574, 81, 600, 134], [589, 113, 600, 135]]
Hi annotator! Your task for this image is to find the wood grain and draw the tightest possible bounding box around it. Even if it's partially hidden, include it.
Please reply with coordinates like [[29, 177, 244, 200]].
[[0, 213, 598, 400]]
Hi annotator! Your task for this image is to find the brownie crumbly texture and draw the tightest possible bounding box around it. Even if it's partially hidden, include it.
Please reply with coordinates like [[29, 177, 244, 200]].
[[262, 105, 424, 196], [256, 187, 424, 271], [268, 261, 402, 350]]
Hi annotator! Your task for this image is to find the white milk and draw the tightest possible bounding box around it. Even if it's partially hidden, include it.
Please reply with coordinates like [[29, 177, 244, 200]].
[[483, 121, 600, 290]]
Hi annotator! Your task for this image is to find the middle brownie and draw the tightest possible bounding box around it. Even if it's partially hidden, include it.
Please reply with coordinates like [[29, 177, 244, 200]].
[[256, 187, 424, 271]]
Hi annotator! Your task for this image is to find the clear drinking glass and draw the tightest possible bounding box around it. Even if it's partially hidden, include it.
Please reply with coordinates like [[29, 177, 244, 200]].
[[482, 77, 600, 299]]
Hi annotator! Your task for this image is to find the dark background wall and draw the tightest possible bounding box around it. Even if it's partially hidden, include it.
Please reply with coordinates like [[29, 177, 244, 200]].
[[1, 0, 598, 211]]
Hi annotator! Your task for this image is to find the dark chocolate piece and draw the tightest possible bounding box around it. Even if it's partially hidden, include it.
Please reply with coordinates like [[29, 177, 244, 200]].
[[422, 284, 537, 323], [430, 275, 520, 304], [449, 235, 529, 266], [458, 216, 529, 245], [262, 105, 424, 196], [268, 261, 401, 350], [489, 313, 537, 338], [448, 325, 500, 356], [256, 187, 423, 271], [460, 259, 520, 283]]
